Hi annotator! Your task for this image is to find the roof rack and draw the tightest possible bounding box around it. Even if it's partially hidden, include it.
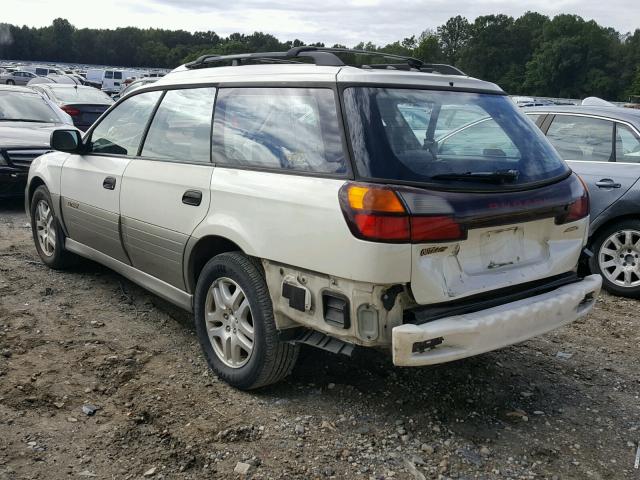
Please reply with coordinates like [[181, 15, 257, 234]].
[[184, 46, 466, 76]]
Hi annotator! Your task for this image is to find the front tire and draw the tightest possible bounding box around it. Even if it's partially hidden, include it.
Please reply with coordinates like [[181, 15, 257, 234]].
[[30, 185, 75, 269], [589, 219, 640, 298], [194, 252, 299, 389]]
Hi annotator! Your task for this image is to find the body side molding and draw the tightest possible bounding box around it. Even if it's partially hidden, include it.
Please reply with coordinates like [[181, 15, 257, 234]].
[[65, 238, 193, 312]]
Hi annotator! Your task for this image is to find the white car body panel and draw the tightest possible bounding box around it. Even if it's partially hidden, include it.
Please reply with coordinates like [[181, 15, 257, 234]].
[[410, 217, 589, 304], [193, 168, 412, 284], [120, 160, 213, 235]]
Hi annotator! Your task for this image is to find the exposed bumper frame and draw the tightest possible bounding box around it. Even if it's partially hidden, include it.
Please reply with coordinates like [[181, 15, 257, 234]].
[[392, 274, 602, 366]]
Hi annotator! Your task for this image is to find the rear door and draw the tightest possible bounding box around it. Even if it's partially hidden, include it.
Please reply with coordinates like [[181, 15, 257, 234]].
[[119, 87, 216, 289], [544, 114, 640, 220], [60, 90, 162, 263]]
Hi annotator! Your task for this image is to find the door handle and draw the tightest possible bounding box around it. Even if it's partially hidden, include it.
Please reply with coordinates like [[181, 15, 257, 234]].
[[595, 179, 621, 189], [103, 176, 116, 190], [182, 190, 202, 206]]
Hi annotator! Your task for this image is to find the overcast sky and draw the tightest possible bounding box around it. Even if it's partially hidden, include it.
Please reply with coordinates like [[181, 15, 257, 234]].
[[3, 0, 639, 46]]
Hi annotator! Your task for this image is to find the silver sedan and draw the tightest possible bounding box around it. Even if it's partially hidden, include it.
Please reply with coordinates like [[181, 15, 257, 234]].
[[0, 70, 38, 86]]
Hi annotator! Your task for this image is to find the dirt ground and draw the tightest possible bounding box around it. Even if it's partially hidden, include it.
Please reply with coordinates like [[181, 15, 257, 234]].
[[1, 197, 639, 480]]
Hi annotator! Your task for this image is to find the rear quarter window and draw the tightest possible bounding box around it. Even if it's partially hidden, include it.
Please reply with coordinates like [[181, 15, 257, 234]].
[[212, 88, 347, 175]]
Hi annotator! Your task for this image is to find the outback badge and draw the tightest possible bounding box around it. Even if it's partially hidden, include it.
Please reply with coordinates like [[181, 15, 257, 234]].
[[420, 246, 448, 256]]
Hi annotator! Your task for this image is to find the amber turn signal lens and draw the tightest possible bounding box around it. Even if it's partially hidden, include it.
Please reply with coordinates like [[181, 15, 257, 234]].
[[346, 185, 406, 213]]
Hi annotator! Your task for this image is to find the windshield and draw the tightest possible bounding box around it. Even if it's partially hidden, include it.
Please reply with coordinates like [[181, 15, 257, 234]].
[[342, 88, 569, 189], [0, 91, 60, 123], [49, 87, 113, 105]]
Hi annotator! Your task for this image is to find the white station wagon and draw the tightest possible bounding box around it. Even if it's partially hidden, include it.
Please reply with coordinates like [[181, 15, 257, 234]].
[[26, 47, 601, 389]]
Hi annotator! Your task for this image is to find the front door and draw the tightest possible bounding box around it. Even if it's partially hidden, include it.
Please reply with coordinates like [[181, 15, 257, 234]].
[[60, 90, 163, 263], [119, 87, 216, 289]]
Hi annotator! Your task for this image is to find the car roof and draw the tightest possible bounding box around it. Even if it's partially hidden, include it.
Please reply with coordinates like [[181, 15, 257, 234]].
[[39, 84, 94, 90], [0, 84, 39, 94], [151, 63, 504, 94], [523, 105, 640, 126]]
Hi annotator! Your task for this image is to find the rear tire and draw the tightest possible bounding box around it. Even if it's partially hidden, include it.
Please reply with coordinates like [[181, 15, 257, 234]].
[[6, 79, 14, 85], [589, 219, 640, 298], [194, 252, 299, 389], [30, 185, 76, 269]]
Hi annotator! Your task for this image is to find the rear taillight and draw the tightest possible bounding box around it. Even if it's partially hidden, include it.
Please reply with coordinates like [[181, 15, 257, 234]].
[[339, 183, 465, 243], [61, 105, 80, 117], [555, 175, 589, 224]]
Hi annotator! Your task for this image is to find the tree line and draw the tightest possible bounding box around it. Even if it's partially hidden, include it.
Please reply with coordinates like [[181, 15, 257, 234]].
[[0, 13, 639, 100]]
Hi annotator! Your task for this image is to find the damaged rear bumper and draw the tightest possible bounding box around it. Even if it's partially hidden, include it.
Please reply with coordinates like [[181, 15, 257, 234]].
[[392, 274, 602, 366]]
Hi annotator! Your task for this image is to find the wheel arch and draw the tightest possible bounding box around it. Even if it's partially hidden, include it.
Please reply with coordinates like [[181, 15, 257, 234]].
[[26, 175, 46, 212], [184, 235, 245, 294], [589, 214, 640, 246]]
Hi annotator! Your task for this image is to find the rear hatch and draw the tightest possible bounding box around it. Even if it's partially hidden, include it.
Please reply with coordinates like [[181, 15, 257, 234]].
[[341, 86, 589, 305]]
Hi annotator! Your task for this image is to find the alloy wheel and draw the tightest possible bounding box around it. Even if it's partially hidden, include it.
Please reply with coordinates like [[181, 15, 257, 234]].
[[35, 200, 56, 257], [204, 277, 255, 368], [598, 229, 640, 288]]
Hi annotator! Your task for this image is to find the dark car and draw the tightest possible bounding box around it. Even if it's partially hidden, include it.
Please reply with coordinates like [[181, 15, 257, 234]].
[[524, 104, 640, 297], [0, 85, 74, 197], [29, 84, 114, 131]]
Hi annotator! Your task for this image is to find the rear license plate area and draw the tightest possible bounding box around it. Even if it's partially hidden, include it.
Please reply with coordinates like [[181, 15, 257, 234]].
[[480, 227, 524, 269]]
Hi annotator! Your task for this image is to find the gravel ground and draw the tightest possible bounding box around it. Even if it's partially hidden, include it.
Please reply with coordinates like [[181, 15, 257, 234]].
[[1, 198, 639, 480]]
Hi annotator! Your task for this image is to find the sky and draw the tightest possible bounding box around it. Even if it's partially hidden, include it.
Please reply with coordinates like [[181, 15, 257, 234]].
[[2, 0, 639, 46]]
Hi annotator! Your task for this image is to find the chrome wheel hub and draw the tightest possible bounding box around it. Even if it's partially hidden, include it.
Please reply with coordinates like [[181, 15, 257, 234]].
[[598, 229, 640, 288], [35, 200, 56, 257], [205, 277, 254, 368]]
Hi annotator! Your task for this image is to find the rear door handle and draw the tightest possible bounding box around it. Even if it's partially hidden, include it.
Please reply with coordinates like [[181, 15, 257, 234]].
[[103, 176, 116, 190], [595, 178, 621, 189], [182, 190, 202, 206]]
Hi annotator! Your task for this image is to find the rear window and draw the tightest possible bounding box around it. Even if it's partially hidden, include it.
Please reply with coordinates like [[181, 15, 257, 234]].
[[0, 91, 60, 123], [343, 88, 569, 189], [212, 88, 346, 174], [49, 87, 114, 105]]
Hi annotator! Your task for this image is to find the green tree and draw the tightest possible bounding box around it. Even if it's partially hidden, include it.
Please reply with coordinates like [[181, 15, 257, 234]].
[[437, 15, 471, 64]]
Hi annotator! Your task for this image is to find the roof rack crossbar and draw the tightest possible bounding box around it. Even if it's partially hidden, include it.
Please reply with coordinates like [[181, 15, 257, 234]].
[[184, 46, 464, 75]]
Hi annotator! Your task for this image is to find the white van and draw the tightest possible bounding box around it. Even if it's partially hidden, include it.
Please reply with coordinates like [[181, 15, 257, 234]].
[[101, 69, 138, 94], [22, 66, 64, 77]]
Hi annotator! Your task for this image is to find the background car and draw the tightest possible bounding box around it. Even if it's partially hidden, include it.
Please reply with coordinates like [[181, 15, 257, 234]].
[[0, 70, 38, 86], [116, 77, 157, 99], [0, 85, 76, 197], [29, 84, 114, 131], [524, 103, 640, 297]]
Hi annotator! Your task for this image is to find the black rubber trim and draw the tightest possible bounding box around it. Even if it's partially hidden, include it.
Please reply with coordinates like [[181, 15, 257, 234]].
[[405, 272, 580, 325]]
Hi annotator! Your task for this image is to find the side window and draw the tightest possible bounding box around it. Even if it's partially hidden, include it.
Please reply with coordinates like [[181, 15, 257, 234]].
[[212, 88, 346, 174], [114, 72, 123, 80], [141, 88, 216, 163], [546, 115, 613, 162], [616, 124, 640, 163], [88, 90, 162, 156], [104, 71, 114, 79]]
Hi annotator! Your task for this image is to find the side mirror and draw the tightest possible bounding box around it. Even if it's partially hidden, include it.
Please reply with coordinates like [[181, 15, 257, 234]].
[[50, 129, 83, 153]]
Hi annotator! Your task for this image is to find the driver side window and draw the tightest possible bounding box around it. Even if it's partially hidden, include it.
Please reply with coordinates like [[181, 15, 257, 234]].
[[88, 91, 162, 156]]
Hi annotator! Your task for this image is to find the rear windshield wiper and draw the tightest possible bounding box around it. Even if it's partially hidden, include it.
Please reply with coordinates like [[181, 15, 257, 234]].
[[431, 169, 520, 183]]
